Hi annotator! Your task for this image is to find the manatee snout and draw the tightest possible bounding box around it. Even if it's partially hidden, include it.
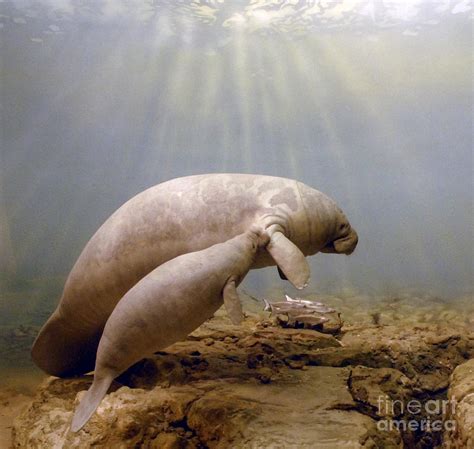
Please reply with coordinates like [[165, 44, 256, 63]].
[[320, 227, 358, 255], [333, 228, 358, 255]]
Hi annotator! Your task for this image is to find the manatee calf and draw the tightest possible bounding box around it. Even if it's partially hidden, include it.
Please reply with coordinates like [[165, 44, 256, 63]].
[[70, 226, 269, 432], [32, 174, 358, 377]]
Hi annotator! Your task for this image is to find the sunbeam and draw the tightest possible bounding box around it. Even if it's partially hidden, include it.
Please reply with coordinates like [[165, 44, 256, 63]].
[[1, 0, 472, 295]]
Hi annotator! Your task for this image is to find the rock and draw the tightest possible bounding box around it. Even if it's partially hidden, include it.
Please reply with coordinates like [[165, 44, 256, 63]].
[[202, 338, 214, 346], [348, 366, 414, 419], [256, 367, 273, 384], [12, 316, 474, 448], [275, 313, 289, 326], [340, 325, 474, 391], [443, 358, 474, 449], [186, 389, 260, 447], [13, 380, 202, 449], [14, 368, 400, 449], [149, 433, 190, 449], [224, 367, 401, 449]]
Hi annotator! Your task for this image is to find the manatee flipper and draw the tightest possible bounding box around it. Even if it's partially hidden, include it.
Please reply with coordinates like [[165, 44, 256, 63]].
[[266, 231, 310, 290], [70, 375, 114, 432], [277, 266, 288, 280], [223, 279, 244, 325]]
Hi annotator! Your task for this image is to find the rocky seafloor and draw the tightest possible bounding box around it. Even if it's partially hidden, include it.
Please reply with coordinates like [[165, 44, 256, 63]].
[[7, 291, 473, 449]]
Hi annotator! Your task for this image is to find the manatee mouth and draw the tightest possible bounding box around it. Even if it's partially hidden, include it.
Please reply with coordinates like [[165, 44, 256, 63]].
[[319, 242, 337, 254], [321, 228, 358, 255]]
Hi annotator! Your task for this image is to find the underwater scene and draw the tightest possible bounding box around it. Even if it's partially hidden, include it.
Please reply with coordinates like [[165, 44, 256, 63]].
[[0, 1, 472, 448]]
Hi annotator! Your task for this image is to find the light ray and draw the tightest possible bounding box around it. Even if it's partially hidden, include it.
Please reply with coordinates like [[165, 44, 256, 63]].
[[313, 35, 432, 285], [229, 31, 254, 172]]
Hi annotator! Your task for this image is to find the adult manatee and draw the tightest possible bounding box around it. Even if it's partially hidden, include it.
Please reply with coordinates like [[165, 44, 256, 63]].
[[32, 174, 358, 377]]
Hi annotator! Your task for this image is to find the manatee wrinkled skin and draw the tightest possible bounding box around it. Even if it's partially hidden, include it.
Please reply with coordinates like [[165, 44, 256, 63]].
[[32, 174, 358, 377], [70, 227, 269, 432]]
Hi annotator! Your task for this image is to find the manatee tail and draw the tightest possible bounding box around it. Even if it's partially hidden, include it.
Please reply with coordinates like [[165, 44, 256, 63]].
[[70, 375, 113, 432], [32, 310, 100, 377]]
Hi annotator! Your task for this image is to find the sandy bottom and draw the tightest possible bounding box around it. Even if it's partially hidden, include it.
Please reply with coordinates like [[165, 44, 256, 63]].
[[0, 391, 34, 449], [0, 329, 46, 448], [0, 290, 472, 447], [0, 370, 45, 449]]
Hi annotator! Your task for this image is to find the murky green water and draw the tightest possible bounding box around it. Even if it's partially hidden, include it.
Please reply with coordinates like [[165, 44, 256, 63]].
[[0, 277, 63, 390], [0, 0, 472, 396]]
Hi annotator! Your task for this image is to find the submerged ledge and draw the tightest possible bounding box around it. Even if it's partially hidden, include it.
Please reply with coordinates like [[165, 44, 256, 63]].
[[11, 312, 474, 449]]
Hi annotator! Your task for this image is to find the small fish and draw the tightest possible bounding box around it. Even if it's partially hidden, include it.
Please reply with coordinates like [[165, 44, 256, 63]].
[[285, 295, 328, 307], [294, 314, 329, 325], [262, 299, 301, 313], [284, 295, 336, 313], [308, 305, 336, 314], [285, 294, 315, 305], [263, 298, 272, 312], [263, 299, 334, 314], [273, 302, 307, 309]]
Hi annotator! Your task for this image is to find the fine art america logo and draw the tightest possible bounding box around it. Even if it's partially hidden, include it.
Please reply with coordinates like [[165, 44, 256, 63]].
[[376, 396, 457, 432]]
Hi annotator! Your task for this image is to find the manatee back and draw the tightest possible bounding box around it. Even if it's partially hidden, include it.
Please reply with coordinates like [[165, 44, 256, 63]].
[[32, 174, 298, 376]]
